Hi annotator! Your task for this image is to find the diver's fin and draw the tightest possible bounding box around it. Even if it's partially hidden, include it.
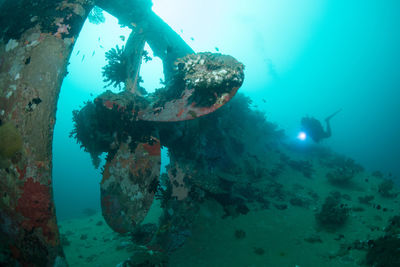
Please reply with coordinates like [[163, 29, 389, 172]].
[[325, 108, 342, 122]]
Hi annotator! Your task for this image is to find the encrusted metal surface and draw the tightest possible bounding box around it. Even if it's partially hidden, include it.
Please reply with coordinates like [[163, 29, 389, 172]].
[[0, 0, 92, 264], [96, 53, 244, 122], [101, 140, 161, 233], [139, 53, 244, 121]]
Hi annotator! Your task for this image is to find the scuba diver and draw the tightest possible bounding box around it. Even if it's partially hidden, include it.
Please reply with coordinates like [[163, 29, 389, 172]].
[[300, 109, 342, 143]]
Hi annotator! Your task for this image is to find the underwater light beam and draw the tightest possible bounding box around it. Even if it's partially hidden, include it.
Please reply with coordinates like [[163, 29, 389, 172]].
[[297, 131, 307, 141]]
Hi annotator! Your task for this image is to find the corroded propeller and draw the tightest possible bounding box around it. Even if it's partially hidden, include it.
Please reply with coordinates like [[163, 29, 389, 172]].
[[97, 51, 244, 233], [85, 16, 244, 234], [101, 140, 160, 233]]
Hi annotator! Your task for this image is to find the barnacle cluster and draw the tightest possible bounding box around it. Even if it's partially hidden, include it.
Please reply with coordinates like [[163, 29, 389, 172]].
[[173, 52, 244, 106], [175, 53, 244, 88]]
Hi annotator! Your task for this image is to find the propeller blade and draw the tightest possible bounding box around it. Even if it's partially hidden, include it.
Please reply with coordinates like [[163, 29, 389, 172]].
[[100, 138, 161, 233], [95, 53, 244, 122], [139, 53, 244, 121]]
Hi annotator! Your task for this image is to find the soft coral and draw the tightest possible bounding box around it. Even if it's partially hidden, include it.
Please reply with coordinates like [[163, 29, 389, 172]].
[[16, 177, 55, 242]]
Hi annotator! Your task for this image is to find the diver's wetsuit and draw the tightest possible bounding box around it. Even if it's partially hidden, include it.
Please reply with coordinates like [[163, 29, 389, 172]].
[[301, 109, 342, 143]]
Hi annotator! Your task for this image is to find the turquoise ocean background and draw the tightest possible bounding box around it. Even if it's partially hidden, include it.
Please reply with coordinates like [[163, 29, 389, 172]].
[[53, 0, 400, 220]]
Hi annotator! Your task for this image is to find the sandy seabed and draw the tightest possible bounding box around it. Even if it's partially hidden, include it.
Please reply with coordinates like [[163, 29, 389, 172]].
[[59, 154, 399, 267]]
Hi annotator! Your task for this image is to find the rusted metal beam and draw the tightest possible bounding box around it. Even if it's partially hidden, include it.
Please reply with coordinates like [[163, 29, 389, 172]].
[[124, 30, 146, 95], [140, 11, 195, 81], [96, 0, 194, 81]]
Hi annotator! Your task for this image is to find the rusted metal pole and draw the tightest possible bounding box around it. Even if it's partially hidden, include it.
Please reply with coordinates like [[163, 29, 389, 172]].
[[124, 30, 146, 95], [96, 0, 194, 81]]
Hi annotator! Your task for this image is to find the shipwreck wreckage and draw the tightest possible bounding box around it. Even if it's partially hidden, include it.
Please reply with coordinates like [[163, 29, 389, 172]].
[[0, 0, 244, 265]]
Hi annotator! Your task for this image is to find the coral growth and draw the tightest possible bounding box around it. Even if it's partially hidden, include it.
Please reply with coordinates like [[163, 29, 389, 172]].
[[70, 94, 155, 167], [0, 122, 22, 159], [53, 18, 70, 38], [172, 52, 245, 107], [385, 215, 400, 236], [70, 101, 110, 167], [159, 93, 283, 171], [102, 45, 128, 89], [131, 223, 158, 245], [287, 158, 314, 178], [378, 179, 397, 198], [325, 156, 363, 185], [364, 215, 400, 266], [315, 194, 350, 231], [366, 236, 400, 267], [72, 90, 286, 255], [16, 178, 55, 242]]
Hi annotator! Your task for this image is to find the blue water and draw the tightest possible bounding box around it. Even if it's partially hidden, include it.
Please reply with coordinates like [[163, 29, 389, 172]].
[[53, 0, 400, 220]]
